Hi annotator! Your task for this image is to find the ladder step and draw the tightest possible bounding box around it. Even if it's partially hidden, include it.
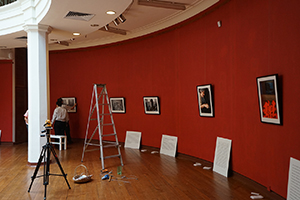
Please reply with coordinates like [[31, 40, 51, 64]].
[[100, 123, 114, 126], [103, 144, 119, 148], [85, 143, 100, 146], [84, 143, 119, 148], [85, 141, 119, 145], [103, 140, 118, 144], [102, 133, 116, 137], [96, 84, 106, 87], [104, 154, 121, 159]]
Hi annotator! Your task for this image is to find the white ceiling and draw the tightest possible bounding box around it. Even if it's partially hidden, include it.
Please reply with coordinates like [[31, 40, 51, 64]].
[[0, 0, 219, 51]]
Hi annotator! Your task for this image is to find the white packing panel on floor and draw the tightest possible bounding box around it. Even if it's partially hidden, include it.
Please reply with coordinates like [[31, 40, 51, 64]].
[[160, 134, 178, 157], [213, 137, 232, 177], [124, 131, 142, 149], [287, 157, 300, 200]]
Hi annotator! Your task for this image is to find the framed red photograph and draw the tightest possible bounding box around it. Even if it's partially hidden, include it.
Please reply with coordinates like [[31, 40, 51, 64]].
[[256, 74, 281, 125]]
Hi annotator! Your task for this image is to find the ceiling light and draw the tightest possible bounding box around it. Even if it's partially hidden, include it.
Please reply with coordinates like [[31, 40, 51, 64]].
[[73, 32, 80, 36], [106, 10, 116, 15], [118, 14, 126, 23]]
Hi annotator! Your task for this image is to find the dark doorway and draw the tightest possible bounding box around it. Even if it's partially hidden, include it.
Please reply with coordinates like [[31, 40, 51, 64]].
[[14, 48, 28, 144]]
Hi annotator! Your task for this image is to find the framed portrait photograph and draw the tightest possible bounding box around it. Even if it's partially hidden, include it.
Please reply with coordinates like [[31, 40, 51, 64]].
[[197, 84, 214, 117], [110, 97, 126, 113], [257, 74, 281, 125], [143, 96, 160, 115], [61, 97, 77, 113]]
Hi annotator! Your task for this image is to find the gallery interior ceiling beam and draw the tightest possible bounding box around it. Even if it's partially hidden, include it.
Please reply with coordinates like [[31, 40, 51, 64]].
[[138, 0, 186, 10]]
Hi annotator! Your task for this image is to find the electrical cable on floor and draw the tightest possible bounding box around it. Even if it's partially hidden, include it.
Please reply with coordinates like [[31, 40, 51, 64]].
[[109, 175, 138, 186]]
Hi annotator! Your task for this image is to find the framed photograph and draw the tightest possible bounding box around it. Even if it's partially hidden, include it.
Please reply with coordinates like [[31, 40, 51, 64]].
[[197, 84, 214, 117], [61, 97, 77, 113], [257, 74, 281, 125], [110, 97, 126, 113], [143, 96, 160, 115]]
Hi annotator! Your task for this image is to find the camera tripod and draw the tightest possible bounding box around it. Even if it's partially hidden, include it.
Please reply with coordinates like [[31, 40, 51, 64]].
[[28, 128, 71, 200]]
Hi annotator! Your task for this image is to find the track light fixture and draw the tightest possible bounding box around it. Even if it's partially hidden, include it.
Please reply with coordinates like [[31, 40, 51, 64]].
[[104, 24, 109, 31], [57, 41, 69, 46], [99, 26, 127, 35], [118, 14, 126, 23], [113, 18, 120, 26]]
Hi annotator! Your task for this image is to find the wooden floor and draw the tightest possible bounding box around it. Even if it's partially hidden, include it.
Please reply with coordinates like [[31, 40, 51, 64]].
[[0, 140, 285, 200]]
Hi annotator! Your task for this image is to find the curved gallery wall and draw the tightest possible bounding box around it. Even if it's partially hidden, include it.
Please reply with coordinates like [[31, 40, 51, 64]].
[[1, 0, 296, 198]]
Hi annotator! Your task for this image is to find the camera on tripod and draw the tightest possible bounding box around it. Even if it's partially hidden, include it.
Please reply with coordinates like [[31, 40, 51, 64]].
[[28, 120, 71, 199], [41, 119, 52, 137]]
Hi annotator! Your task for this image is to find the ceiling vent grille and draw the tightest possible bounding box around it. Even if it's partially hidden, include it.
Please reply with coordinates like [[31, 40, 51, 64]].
[[64, 11, 95, 21]]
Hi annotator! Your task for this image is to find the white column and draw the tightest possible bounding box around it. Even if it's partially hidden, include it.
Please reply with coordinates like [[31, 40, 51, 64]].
[[24, 24, 52, 163]]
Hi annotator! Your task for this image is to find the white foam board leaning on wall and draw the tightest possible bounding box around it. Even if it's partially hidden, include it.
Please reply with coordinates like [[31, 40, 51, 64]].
[[124, 131, 142, 149], [287, 157, 300, 200], [213, 137, 232, 177], [160, 134, 178, 157]]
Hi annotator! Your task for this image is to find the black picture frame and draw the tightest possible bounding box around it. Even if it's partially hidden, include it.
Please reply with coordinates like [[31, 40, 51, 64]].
[[257, 74, 281, 125], [143, 96, 160, 115], [197, 84, 214, 117], [110, 97, 126, 113], [61, 97, 77, 113]]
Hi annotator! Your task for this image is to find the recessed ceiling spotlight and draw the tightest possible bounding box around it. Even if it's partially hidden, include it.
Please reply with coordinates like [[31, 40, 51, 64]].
[[73, 32, 81, 36], [106, 10, 116, 15]]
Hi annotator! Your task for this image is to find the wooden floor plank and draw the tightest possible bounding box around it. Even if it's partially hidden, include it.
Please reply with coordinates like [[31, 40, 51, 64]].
[[0, 141, 285, 200]]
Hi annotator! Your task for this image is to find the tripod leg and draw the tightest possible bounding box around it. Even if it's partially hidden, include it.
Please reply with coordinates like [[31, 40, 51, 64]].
[[28, 147, 46, 192], [43, 144, 51, 200], [44, 184, 47, 200], [50, 146, 71, 189]]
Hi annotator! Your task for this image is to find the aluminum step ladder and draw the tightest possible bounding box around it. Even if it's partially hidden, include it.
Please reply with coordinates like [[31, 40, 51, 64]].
[[81, 84, 123, 169]]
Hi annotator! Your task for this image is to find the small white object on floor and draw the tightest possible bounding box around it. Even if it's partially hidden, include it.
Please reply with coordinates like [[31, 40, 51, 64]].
[[151, 151, 159, 154], [250, 192, 263, 199], [193, 162, 202, 166], [141, 149, 147, 152], [203, 166, 211, 170], [250, 195, 264, 199]]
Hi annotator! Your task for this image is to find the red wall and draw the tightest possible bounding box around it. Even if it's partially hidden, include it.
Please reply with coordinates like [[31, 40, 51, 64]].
[[49, 0, 300, 198], [0, 60, 13, 142]]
